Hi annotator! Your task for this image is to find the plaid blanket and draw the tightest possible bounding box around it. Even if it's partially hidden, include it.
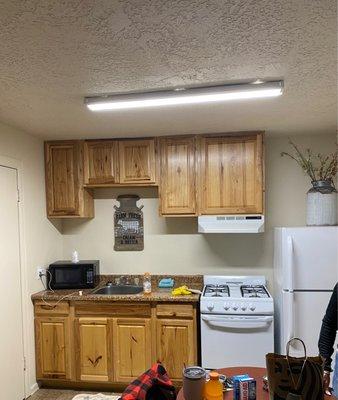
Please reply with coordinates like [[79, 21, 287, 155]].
[[120, 363, 176, 400]]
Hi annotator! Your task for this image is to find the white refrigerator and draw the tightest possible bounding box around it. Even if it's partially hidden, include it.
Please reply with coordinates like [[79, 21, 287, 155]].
[[274, 227, 338, 365]]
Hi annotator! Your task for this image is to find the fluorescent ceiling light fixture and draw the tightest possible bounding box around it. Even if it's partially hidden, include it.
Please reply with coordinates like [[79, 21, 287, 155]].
[[85, 80, 283, 111]]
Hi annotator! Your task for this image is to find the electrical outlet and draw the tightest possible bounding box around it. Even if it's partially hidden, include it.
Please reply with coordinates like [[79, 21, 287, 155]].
[[37, 267, 46, 279]]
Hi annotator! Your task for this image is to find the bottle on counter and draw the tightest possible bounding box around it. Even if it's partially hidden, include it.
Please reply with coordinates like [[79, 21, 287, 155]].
[[204, 371, 223, 400], [71, 250, 79, 263], [143, 272, 152, 294]]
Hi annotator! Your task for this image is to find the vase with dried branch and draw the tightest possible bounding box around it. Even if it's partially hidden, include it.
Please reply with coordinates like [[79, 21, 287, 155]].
[[281, 140, 337, 226]]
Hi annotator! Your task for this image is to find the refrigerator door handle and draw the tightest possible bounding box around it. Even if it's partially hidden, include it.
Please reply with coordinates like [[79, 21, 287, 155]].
[[285, 291, 295, 342], [286, 236, 294, 292]]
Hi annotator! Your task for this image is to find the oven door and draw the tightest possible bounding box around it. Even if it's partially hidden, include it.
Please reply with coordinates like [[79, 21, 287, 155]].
[[201, 314, 274, 369]]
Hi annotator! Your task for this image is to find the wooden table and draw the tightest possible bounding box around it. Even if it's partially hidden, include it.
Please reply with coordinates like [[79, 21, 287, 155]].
[[177, 366, 336, 399]]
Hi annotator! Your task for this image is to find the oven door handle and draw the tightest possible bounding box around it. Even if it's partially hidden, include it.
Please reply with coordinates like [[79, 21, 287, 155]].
[[201, 315, 273, 329]]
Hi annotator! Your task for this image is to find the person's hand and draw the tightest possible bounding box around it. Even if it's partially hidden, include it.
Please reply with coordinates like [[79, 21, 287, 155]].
[[323, 371, 332, 396]]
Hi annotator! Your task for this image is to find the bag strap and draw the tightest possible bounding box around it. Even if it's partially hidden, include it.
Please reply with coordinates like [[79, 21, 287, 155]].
[[286, 337, 307, 359], [286, 337, 307, 392]]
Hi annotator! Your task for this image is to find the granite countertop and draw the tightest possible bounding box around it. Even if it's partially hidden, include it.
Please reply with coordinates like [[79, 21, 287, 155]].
[[31, 274, 202, 303], [31, 288, 200, 303]]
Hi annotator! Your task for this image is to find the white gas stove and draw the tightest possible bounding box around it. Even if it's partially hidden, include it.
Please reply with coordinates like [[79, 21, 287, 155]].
[[200, 276, 274, 369], [200, 275, 274, 315]]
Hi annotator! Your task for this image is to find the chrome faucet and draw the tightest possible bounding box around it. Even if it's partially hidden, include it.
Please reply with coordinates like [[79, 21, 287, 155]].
[[111, 276, 140, 286], [114, 277, 121, 285]]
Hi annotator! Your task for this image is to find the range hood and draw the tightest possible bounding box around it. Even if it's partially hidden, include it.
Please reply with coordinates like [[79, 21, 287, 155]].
[[198, 215, 265, 233]]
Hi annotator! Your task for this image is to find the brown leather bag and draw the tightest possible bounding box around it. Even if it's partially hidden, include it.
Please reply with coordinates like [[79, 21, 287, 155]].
[[266, 338, 324, 400]]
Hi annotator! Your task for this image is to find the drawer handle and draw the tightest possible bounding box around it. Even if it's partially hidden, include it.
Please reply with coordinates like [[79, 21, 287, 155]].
[[165, 312, 176, 317], [88, 355, 102, 367], [158, 311, 177, 316], [40, 304, 56, 310]]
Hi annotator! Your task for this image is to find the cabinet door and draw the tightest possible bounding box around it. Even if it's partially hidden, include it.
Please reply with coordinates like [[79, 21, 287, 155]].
[[200, 133, 263, 214], [159, 136, 197, 215], [119, 139, 157, 185], [45, 141, 94, 218], [35, 317, 70, 380], [156, 319, 195, 380], [84, 140, 119, 185], [113, 318, 152, 382], [75, 318, 112, 382]]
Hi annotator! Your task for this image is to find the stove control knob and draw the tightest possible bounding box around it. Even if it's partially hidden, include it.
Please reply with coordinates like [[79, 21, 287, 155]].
[[232, 303, 238, 311], [241, 304, 247, 311], [224, 303, 230, 311], [207, 303, 214, 311], [249, 304, 256, 312]]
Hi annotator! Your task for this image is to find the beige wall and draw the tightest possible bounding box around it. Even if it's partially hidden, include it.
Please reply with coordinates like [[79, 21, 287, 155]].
[[62, 133, 337, 288], [0, 122, 63, 395]]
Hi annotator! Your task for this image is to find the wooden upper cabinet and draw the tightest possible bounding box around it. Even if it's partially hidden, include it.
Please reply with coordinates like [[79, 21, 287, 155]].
[[84, 140, 119, 185], [75, 318, 112, 382], [199, 133, 264, 214], [44, 132, 264, 219], [119, 139, 157, 185], [45, 141, 94, 218], [113, 318, 152, 382], [159, 136, 197, 216], [35, 316, 70, 380]]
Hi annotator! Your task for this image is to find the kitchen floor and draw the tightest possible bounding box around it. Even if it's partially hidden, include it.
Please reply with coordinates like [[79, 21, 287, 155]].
[[29, 389, 120, 399]]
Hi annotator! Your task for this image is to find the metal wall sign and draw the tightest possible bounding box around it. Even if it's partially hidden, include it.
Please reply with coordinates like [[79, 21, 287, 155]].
[[114, 195, 144, 251]]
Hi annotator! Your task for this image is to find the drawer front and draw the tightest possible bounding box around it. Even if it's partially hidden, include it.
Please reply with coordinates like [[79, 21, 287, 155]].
[[74, 302, 151, 317], [34, 301, 70, 315], [156, 304, 194, 318]]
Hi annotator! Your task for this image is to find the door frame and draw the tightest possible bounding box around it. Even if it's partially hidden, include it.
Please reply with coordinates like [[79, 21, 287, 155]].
[[0, 156, 29, 398]]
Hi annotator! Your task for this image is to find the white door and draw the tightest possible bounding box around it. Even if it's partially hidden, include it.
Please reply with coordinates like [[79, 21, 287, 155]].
[[0, 166, 25, 399]]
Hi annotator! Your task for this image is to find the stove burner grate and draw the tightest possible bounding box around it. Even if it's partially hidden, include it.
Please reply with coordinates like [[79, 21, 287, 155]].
[[241, 285, 269, 298], [204, 284, 230, 297]]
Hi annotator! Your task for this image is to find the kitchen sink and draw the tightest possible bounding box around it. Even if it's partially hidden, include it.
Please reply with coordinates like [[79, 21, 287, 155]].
[[92, 284, 143, 295]]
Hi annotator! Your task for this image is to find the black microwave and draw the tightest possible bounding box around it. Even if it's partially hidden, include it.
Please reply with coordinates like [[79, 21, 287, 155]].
[[48, 260, 100, 290]]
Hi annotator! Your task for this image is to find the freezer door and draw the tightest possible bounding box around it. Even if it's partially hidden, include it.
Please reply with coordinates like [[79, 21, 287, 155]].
[[281, 227, 338, 290], [281, 291, 338, 364]]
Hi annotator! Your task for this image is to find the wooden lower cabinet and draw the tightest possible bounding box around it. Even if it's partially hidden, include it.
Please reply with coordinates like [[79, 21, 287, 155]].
[[156, 319, 195, 380], [35, 316, 71, 380], [34, 302, 197, 386], [113, 318, 152, 382], [75, 317, 112, 382]]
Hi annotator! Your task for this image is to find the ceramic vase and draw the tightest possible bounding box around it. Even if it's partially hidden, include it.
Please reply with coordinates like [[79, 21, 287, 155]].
[[307, 180, 337, 226]]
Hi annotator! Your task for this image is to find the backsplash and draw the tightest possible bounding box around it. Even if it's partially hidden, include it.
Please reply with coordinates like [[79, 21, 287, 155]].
[[99, 274, 203, 290]]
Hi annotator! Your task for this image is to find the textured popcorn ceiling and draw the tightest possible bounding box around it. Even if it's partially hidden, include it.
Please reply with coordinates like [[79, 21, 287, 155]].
[[0, 0, 336, 139]]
